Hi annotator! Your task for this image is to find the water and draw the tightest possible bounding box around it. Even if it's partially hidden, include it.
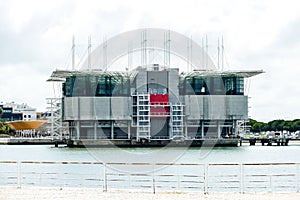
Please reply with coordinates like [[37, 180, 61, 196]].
[[1, 144, 300, 163]]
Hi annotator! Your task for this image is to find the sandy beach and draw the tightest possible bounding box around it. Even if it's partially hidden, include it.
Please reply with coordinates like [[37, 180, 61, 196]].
[[1, 186, 300, 200]]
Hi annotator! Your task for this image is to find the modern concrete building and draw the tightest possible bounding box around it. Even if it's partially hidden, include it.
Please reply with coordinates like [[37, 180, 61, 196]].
[[49, 64, 262, 147]]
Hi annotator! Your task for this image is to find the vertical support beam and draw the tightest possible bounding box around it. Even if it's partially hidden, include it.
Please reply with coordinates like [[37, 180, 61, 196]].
[[204, 164, 208, 194], [111, 121, 114, 140], [201, 121, 204, 138], [76, 121, 80, 140], [94, 121, 97, 140], [17, 161, 21, 188], [128, 121, 131, 139], [217, 121, 221, 139], [185, 122, 188, 139], [103, 163, 107, 192], [297, 163, 299, 192], [240, 163, 244, 193], [233, 120, 237, 136]]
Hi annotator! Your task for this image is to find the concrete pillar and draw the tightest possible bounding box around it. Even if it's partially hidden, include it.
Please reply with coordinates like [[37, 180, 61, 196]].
[[111, 121, 114, 139], [76, 121, 80, 140], [94, 121, 97, 140], [232, 120, 237, 136], [185, 122, 188, 139], [128, 121, 131, 139], [201, 121, 204, 138], [217, 121, 221, 139]]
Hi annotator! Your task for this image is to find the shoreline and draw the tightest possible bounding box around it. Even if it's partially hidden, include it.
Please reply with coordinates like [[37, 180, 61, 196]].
[[1, 186, 300, 200]]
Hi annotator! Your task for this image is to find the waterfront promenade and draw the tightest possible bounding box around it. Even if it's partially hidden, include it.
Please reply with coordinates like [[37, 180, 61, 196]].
[[1, 186, 300, 200]]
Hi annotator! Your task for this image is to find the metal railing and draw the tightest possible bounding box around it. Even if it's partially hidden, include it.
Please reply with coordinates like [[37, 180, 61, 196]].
[[0, 161, 299, 193]]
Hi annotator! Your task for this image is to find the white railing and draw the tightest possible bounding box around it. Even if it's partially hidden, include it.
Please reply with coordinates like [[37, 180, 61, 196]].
[[0, 161, 300, 193]]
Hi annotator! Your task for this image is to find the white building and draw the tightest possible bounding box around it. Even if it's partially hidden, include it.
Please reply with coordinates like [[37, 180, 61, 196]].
[[4, 102, 37, 121]]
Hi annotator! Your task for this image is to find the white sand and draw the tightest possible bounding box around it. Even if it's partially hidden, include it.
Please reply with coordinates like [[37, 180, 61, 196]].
[[1, 186, 300, 200]]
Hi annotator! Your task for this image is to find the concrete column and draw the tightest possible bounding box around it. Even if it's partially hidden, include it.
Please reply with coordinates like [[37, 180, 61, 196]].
[[111, 121, 114, 139], [128, 121, 131, 139], [217, 121, 221, 139], [185, 122, 188, 139], [76, 121, 80, 140], [201, 121, 204, 138], [94, 121, 97, 140], [233, 120, 237, 136]]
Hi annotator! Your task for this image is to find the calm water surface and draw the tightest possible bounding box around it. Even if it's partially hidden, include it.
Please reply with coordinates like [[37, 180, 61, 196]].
[[1, 144, 300, 164]]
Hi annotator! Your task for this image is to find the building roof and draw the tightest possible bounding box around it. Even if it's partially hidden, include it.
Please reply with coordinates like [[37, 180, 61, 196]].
[[7, 120, 47, 130], [48, 68, 264, 82], [182, 70, 264, 78], [47, 70, 131, 81]]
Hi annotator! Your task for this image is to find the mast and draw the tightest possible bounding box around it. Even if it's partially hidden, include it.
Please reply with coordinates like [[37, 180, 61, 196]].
[[205, 35, 208, 69], [221, 36, 224, 71], [217, 37, 220, 70], [88, 35, 92, 70], [72, 35, 75, 70]]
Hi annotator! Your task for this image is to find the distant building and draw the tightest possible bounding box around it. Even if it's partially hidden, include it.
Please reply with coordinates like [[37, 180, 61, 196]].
[[6, 102, 37, 121], [0, 105, 22, 121], [0, 102, 47, 137]]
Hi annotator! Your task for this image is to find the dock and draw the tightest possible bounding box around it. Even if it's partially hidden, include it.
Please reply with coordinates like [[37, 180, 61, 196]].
[[239, 137, 300, 146], [0, 138, 64, 145]]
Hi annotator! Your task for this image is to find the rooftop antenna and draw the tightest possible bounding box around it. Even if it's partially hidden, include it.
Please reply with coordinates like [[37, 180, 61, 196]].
[[72, 35, 75, 70], [221, 36, 224, 71], [202, 37, 204, 68], [103, 36, 107, 71], [205, 35, 208, 69], [141, 30, 147, 66], [190, 35, 193, 71], [186, 37, 190, 72], [88, 35, 92, 70], [217, 37, 220, 70], [164, 30, 171, 68]]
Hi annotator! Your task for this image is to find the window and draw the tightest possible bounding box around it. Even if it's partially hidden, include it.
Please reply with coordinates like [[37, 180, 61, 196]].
[[224, 77, 234, 95], [212, 77, 224, 95], [236, 77, 244, 95]]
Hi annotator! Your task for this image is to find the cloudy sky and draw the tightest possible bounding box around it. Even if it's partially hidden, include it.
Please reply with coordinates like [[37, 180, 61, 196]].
[[0, 0, 299, 122]]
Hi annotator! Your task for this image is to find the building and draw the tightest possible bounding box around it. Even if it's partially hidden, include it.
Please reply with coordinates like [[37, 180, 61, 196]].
[[49, 64, 262, 147], [0, 102, 46, 137], [0, 105, 23, 121], [6, 102, 37, 121]]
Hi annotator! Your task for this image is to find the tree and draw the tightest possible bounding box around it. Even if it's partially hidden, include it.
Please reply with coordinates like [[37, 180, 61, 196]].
[[0, 119, 11, 135], [248, 118, 300, 133], [0, 107, 3, 116]]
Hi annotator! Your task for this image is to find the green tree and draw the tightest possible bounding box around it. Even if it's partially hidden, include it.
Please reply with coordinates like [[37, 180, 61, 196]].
[[248, 118, 300, 133], [0, 119, 11, 135]]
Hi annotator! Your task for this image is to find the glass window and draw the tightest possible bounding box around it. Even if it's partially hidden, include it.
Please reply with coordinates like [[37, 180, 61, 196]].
[[212, 77, 224, 95], [236, 77, 244, 95], [224, 77, 234, 95]]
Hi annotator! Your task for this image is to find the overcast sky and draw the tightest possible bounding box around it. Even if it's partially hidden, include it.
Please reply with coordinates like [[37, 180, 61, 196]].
[[0, 0, 299, 122]]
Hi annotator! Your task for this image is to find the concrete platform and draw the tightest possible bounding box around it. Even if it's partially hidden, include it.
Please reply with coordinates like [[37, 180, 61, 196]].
[[67, 139, 239, 147], [0, 138, 63, 145]]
